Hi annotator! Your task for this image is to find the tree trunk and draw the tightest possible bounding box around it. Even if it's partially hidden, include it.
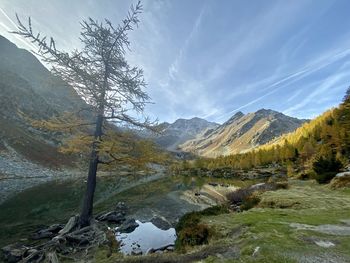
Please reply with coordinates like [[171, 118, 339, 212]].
[[79, 114, 104, 227]]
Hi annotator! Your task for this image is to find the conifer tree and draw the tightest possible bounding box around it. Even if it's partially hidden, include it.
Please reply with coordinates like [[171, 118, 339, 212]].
[[13, 1, 155, 227]]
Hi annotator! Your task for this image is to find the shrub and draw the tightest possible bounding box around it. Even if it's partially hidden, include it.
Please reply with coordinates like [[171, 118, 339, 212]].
[[175, 212, 200, 233], [313, 155, 343, 184], [176, 223, 211, 248], [175, 211, 213, 250], [226, 188, 253, 205], [240, 193, 261, 211]]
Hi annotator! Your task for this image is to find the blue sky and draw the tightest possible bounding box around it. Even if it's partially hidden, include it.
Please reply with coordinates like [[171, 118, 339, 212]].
[[1, 0, 350, 123]]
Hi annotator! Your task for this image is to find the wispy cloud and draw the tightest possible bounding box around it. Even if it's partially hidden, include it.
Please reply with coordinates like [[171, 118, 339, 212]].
[[0, 7, 37, 50], [1, 0, 349, 123]]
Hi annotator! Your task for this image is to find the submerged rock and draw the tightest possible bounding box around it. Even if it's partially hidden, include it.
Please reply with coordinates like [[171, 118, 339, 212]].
[[118, 219, 139, 233], [151, 217, 172, 230]]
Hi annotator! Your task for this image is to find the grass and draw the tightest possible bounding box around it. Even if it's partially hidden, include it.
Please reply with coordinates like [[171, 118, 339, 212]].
[[52, 178, 350, 262], [3, 174, 348, 262], [199, 179, 350, 262]]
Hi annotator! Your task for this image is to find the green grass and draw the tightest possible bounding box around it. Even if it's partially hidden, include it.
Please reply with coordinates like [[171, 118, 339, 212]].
[[199, 179, 350, 262], [3, 174, 347, 262]]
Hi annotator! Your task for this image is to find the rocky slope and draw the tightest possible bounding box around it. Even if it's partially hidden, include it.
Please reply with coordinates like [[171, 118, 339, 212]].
[[0, 35, 87, 165], [141, 117, 219, 151], [180, 109, 306, 157], [0, 35, 87, 201]]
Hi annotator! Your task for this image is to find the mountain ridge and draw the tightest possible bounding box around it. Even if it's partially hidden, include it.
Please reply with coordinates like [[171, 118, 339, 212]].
[[139, 117, 219, 151], [179, 109, 307, 157]]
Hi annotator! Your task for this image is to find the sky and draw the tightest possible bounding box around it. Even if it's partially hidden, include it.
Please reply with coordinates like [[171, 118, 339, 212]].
[[1, 0, 350, 124]]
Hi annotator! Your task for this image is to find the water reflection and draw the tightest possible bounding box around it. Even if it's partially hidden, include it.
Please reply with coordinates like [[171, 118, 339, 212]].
[[116, 220, 176, 255]]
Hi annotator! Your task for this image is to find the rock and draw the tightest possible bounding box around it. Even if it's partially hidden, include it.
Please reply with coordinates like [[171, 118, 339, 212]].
[[131, 248, 142, 255], [147, 244, 174, 254], [252, 246, 260, 257], [335, 171, 350, 178], [115, 202, 128, 215], [96, 211, 125, 224], [118, 219, 139, 233], [165, 245, 175, 251], [151, 217, 172, 230], [330, 172, 350, 188], [59, 215, 79, 235], [1, 243, 28, 263], [315, 240, 336, 248]]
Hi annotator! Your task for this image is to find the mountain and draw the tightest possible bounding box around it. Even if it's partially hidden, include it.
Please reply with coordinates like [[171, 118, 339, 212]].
[[179, 109, 307, 157], [141, 117, 219, 151], [0, 35, 86, 166]]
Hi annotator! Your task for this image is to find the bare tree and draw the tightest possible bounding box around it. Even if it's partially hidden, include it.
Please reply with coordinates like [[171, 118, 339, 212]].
[[13, 1, 153, 227]]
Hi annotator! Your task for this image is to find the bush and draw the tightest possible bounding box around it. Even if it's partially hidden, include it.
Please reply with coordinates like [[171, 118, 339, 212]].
[[175, 211, 213, 249], [313, 155, 343, 184], [240, 193, 261, 211], [226, 188, 253, 205], [175, 212, 200, 233], [176, 223, 211, 248]]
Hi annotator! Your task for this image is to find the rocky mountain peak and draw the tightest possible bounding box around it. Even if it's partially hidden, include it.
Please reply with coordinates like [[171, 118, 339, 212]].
[[179, 109, 306, 157]]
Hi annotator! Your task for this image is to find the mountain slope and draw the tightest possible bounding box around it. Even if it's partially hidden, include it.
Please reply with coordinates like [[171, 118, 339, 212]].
[[142, 117, 219, 151], [0, 35, 86, 166], [180, 109, 306, 157]]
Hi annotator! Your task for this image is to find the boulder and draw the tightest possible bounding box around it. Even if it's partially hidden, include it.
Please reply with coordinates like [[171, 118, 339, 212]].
[[118, 219, 139, 233]]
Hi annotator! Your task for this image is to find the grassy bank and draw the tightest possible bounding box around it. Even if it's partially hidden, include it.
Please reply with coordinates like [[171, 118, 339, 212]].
[[95, 179, 350, 262]]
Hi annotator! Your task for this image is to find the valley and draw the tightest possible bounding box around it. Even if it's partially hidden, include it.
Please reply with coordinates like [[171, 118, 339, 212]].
[[0, 1, 350, 262]]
